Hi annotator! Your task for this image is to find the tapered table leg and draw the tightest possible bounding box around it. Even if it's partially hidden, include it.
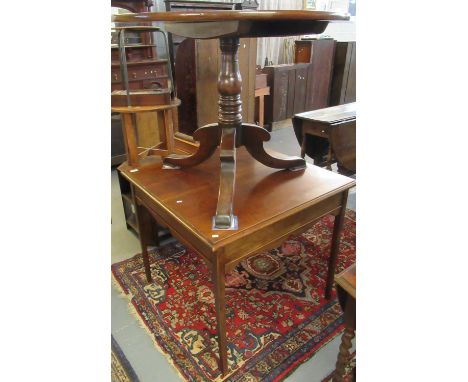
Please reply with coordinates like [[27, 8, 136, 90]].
[[213, 257, 229, 376], [242, 123, 306, 170], [135, 201, 153, 283], [325, 190, 349, 299]]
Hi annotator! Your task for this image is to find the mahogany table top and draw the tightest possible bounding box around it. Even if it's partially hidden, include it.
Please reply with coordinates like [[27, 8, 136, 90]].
[[112, 10, 350, 39], [112, 10, 349, 23], [118, 147, 355, 249]]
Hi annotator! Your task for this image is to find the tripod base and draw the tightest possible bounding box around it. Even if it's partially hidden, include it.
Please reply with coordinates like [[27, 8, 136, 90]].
[[162, 123, 306, 230]]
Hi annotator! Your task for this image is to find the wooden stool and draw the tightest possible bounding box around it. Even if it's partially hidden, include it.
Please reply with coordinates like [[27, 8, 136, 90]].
[[255, 86, 270, 128], [111, 98, 181, 167], [292, 103, 356, 175], [333, 263, 356, 382]]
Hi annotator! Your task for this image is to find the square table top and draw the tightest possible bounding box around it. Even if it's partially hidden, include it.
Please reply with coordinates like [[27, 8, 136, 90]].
[[119, 147, 355, 249]]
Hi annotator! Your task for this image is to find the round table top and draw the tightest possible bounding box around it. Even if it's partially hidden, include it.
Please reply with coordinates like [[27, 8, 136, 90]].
[[112, 10, 349, 39], [112, 10, 349, 23]]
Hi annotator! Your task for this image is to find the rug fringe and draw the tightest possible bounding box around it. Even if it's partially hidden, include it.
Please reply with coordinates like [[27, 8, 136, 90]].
[[112, 273, 189, 382], [111, 274, 132, 299]]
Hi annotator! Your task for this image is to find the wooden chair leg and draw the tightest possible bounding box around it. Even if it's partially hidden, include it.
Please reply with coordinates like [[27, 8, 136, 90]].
[[325, 191, 349, 299], [163, 109, 175, 153], [121, 113, 139, 166], [135, 201, 153, 283], [258, 94, 265, 128], [213, 258, 228, 376]]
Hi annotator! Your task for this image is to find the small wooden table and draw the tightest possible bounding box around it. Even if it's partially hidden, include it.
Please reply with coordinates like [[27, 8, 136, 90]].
[[254, 86, 270, 129], [112, 10, 350, 229], [111, 99, 181, 166], [292, 103, 356, 174], [118, 148, 355, 376], [334, 263, 356, 382]]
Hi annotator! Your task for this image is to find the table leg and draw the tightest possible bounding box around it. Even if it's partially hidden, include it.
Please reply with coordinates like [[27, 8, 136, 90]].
[[121, 113, 139, 166], [163, 109, 175, 153], [163, 123, 221, 168], [135, 201, 153, 283], [243, 123, 306, 170], [258, 94, 265, 128], [213, 258, 229, 376], [214, 128, 237, 229], [325, 190, 349, 299]]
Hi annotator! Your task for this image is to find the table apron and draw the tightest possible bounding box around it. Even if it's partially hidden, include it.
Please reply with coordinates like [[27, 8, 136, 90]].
[[223, 192, 343, 272], [135, 188, 216, 268]]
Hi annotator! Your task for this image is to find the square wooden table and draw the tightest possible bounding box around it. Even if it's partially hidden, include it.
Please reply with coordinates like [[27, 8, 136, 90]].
[[118, 147, 355, 375]]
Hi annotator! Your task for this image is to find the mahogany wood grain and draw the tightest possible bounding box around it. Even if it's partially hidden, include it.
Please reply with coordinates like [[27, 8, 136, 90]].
[[163, 123, 221, 168], [118, 148, 355, 376], [112, 10, 350, 23], [242, 123, 306, 169], [114, 11, 349, 226]]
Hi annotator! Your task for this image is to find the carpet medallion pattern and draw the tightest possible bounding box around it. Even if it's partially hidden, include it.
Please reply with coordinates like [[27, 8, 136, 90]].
[[112, 211, 356, 382]]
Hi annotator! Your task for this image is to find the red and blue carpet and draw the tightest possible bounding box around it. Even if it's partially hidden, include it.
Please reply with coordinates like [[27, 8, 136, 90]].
[[112, 211, 356, 382]]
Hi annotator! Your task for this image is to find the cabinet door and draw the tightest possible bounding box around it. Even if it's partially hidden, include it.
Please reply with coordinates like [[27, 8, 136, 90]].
[[273, 69, 289, 121], [305, 39, 335, 110], [286, 69, 296, 118], [293, 65, 309, 115], [343, 42, 356, 104]]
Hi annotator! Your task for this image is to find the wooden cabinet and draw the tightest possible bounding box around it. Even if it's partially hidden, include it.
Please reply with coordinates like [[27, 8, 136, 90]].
[[263, 39, 335, 125], [297, 39, 336, 111], [329, 41, 356, 106]]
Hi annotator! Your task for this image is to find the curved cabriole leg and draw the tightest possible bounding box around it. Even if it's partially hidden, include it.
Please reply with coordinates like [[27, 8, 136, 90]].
[[163, 123, 221, 168], [242, 123, 307, 170]]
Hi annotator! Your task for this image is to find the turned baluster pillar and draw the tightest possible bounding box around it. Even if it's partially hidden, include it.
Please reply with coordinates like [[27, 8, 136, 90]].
[[214, 37, 242, 229]]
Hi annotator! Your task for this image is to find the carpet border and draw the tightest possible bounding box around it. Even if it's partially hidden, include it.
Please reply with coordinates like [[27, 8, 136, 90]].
[[112, 271, 345, 382], [112, 273, 192, 382]]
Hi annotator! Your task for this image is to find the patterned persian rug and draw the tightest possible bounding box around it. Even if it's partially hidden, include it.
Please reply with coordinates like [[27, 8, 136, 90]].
[[111, 335, 141, 382], [112, 211, 356, 382]]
